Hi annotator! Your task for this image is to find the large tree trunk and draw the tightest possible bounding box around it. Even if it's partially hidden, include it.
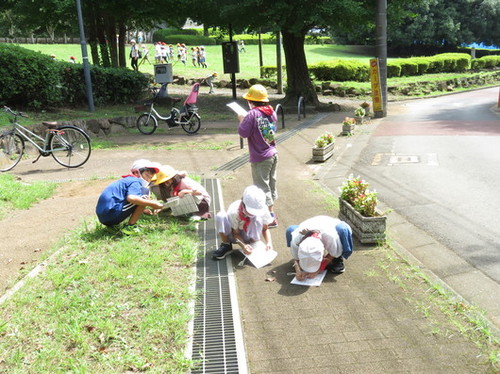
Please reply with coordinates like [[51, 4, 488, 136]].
[[105, 19, 118, 67], [118, 22, 127, 68], [281, 30, 320, 107]]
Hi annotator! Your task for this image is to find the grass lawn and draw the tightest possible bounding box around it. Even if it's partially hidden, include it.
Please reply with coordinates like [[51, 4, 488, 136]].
[[19, 43, 372, 81], [0, 215, 200, 372]]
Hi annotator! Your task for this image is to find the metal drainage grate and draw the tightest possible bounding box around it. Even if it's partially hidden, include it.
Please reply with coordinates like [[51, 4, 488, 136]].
[[189, 178, 247, 374], [215, 113, 330, 172]]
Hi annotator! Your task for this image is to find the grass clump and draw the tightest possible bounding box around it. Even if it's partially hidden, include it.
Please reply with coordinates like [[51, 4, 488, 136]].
[[0, 215, 200, 372], [0, 174, 57, 219]]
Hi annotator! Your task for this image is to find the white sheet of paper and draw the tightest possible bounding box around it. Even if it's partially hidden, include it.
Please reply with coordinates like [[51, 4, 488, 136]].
[[171, 194, 199, 216], [243, 241, 278, 269], [291, 270, 327, 287], [226, 102, 248, 117]]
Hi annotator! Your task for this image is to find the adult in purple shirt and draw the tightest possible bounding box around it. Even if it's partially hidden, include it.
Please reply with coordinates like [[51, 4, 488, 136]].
[[237, 84, 278, 228]]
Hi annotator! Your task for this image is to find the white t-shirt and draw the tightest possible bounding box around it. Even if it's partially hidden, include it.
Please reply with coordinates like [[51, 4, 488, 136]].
[[290, 216, 343, 259]]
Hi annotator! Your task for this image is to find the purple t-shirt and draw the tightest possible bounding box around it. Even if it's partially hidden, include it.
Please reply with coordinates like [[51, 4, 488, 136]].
[[238, 107, 278, 163]]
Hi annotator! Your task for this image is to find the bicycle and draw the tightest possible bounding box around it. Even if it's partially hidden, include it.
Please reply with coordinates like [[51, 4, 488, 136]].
[[136, 83, 202, 135], [0, 106, 92, 172]]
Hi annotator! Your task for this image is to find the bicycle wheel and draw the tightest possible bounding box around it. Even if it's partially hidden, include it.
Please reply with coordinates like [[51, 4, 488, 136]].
[[0, 133, 24, 172], [181, 113, 201, 134], [137, 113, 158, 135], [49, 126, 91, 168]]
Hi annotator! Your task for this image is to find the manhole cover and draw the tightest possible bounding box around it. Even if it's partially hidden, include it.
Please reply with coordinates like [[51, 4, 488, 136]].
[[389, 155, 420, 164]]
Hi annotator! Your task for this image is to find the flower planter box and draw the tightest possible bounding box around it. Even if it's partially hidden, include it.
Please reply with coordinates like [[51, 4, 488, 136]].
[[342, 123, 355, 136], [338, 198, 386, 244], [312, 142, 334, 162]]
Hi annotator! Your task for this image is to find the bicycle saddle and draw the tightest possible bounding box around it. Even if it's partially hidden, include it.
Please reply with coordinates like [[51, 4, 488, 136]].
[[42, 121, 58, 129]]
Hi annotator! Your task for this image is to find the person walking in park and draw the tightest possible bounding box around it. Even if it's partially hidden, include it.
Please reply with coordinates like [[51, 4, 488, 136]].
[[213, 185, 274, 260], [129, 39, 140, 71], [239, 40, 246, 53], [237, 84, 278, 228], [198, 46, 207, 68], [286, 215, 353, 280], [95, 159, 163, 235]]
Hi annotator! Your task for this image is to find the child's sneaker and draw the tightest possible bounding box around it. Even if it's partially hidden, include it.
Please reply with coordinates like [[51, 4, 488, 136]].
[[121, 224, 141, 236], [213, 243, 233, 260], [328, 257, 345, 273], [268, 213, 278, 228]]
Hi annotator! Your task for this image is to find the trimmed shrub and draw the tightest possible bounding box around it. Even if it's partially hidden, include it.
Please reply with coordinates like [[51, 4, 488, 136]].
[[399, 60, 419, 76], [415, 58, 431, 75], [153, 28, 203, 41], [59, 63, 148, 106], [0, 44, 62, 109], [387, 63, 402, 78], [471, 58, 486, 70], [0, 44, 148, 108], [480, 55, 500, 68], [309, 60, 369, 82]]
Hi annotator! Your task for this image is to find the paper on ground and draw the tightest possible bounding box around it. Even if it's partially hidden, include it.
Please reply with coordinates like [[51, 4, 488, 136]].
[[226, 102, 248, 117], [243, 241, 277, 269], [164, 194, 199, 216], [291, 270, 327, 286]]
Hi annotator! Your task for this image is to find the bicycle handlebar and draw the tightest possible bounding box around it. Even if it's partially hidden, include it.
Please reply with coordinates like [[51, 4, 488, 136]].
[[3, 106, 29, 118]]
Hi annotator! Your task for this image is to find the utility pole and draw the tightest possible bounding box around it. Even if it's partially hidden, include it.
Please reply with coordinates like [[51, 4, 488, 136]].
[[375, 0, 387, 117], [75, 0, 94, 112]]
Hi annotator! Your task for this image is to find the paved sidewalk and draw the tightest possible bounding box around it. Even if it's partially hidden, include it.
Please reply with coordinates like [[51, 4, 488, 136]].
[[214, 111, 496, 373]]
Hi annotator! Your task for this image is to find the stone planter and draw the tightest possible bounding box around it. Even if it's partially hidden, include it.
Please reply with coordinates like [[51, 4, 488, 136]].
[[355, 116, 365, 125], [338, 198, 386, 244], [312, 142, 335, 162], [342, 123, 355, 136]]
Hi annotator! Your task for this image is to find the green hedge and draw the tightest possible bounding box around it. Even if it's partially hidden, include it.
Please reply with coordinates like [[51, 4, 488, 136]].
[[309, 60, 369, 82], [153, 33, 216, 46], [0, 44, 62, 109], [0, 44, 148, 108], [59, 63, 148, 106]]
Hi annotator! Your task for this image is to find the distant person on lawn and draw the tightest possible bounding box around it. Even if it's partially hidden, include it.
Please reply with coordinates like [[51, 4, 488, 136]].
[[213, 185, 274, 260], [286, 215, 353, 280], [95, 159, 163, 235]]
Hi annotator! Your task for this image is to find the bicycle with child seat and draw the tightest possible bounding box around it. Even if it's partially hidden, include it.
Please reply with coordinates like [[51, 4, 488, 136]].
[[136, 82, 201, 135], [0, 106, 91, 172]]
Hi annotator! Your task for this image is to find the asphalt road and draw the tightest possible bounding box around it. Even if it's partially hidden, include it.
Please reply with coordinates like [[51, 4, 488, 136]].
[[353, 87, 500, 284]]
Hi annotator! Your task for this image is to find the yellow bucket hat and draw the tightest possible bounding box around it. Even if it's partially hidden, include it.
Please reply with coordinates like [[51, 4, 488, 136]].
[[243, 84, 269, 102]]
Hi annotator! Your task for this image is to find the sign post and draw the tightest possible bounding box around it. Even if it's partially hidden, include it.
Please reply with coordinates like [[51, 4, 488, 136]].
[[370, 58, 384, 117]]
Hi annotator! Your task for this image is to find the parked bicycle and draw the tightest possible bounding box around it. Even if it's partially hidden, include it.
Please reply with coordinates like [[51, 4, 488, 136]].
[[136, 83, 201, 135], [0, 106, 91, 172]]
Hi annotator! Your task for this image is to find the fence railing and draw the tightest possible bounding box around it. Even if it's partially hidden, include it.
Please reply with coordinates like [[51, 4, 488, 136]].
[[297, 96, 306, 120], [275, 103, 285, 129], [0, 37, 81, 44]]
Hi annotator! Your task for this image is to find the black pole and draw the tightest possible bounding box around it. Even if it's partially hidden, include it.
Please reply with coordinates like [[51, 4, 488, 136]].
[[75, 0, 94, 112], [228, 24, 237, 101], [375, 0, 387, 117]]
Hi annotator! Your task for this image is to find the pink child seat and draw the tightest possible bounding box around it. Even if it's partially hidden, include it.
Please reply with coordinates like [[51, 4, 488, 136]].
[[184, 83, 200, 106]]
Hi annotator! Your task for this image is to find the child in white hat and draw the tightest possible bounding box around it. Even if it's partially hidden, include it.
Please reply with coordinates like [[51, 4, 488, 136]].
[[286, 215, 353, 280], [213, 185, 274, 260]]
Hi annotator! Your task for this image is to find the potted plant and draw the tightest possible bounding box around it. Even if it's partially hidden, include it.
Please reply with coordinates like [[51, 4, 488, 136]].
[[354, 106, 366, 124], [338, 174, 387, 244], [312, 131, 335, 162], [360, 101, 371, 117], [342, 117, 356, 136]]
